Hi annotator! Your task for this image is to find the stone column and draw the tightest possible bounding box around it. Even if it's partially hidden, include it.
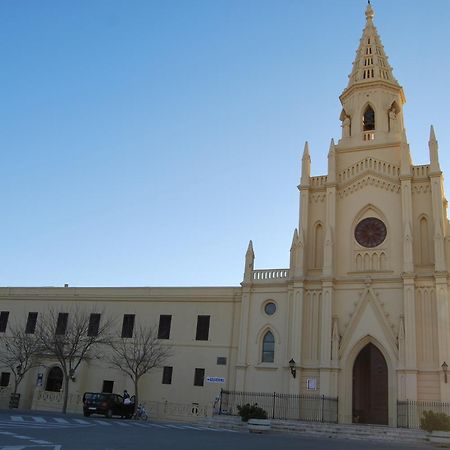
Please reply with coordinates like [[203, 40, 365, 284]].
[[287, 282, 304, 395], [402, 275, 417, 400]]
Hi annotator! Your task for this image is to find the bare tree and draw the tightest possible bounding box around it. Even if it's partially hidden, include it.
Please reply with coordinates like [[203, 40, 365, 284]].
[[0, 322, 41, 397], [36, 307, 112, 414], [109, 324, 172, 410]]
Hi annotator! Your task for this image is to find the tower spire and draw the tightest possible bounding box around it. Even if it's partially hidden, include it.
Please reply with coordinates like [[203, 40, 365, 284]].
[[339, 3, 406, 145], [344, 2, 401, 92]]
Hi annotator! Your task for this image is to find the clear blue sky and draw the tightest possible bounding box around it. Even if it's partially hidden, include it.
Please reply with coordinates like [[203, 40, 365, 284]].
[[0, 0, 449, 287]]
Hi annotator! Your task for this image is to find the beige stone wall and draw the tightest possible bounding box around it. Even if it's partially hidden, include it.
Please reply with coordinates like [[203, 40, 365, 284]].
[[0, 286, 241, 412]]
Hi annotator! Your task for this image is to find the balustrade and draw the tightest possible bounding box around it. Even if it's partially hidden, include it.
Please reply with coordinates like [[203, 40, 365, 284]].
[[252, 269, 289, 281]]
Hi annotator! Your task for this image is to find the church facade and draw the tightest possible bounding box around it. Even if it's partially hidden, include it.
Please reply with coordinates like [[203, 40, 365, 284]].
[[1, 4, 449, 426]]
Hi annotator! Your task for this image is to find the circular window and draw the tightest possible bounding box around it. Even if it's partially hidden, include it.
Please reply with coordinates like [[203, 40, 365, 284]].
[[264, 302, 276, 316], [355, 217, 387, 248]]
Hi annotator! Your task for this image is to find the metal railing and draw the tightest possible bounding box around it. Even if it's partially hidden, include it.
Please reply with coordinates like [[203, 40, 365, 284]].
[[397, 400, 450, 429], [219, 389, 338, 423]]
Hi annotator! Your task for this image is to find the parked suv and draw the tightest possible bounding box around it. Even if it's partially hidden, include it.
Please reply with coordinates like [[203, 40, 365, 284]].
[[82, 392, 135, 418]]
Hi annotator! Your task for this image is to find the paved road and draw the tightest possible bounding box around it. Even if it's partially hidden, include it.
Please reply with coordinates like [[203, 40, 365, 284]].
[[0, 411, 432, 450]]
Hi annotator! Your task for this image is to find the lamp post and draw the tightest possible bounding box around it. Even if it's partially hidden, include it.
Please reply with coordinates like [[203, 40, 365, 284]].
[[289, 358, 296, 379], [442, 361, 448, 383]]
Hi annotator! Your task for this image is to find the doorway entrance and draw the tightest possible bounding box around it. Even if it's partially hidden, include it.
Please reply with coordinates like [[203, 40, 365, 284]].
[[352, 343, 388, 425], [45, 366, 63, 392]]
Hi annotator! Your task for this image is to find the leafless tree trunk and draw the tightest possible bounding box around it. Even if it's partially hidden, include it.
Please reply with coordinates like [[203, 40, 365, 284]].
[[109, 324, 172, 412], [36, 307, 112, 414], [0, 322, 41, 397]]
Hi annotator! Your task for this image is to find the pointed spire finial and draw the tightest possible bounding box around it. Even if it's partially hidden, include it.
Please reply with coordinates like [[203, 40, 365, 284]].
[[327, 138, 336, 184], [290, 228, 299, 250], [328, 138, 335, 156], [430, 124, 437, 142], [243, 240, 255, 283], [246, 240, 254, 257], [365, 1, 374, 20], [429, 125, 440, 173], [301, 141, 311, 186], [302, 141, 310, 159]]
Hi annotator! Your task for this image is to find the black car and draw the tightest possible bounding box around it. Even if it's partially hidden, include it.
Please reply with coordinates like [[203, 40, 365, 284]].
[[82, 392, 135, 418]]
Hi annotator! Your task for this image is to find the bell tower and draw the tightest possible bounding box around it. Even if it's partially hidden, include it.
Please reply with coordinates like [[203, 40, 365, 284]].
[[339, 2, 406, 147]]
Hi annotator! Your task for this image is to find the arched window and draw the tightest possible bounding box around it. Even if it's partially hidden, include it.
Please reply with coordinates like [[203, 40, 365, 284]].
[[363, 105, 375, 131], [262, 331, 275, 363], [45, 366, 63, 392], [314, 223, 324, 269], [420, 217, 430, 265]]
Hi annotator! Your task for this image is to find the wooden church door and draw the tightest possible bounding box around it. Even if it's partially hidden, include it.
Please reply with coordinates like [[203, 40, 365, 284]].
[[352, 343, 388, 425]]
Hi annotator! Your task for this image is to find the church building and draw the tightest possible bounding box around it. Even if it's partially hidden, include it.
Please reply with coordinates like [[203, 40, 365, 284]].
[[0, 3, 449, 427]]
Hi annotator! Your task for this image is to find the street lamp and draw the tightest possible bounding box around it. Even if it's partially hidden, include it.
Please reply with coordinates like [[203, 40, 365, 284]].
[[442, 361, 448, 383], [289, 358, 296, 379]]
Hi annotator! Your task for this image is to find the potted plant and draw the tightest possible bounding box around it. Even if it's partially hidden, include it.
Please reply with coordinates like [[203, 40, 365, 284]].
[[237, 403, 271, 433], [421, 410, 450, 446]]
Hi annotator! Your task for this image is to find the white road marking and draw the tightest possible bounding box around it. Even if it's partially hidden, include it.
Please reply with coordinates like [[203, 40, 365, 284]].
[[31, 440, 53, 444], [0, 446, 27, 450], [31, 416, 47, 423], [53, 418, 69, 424], [94, 420, 111, 426], [146, 423, 167, 428], [5, 436, 31, 440], [73, 419, 90, 425], [114, 422, 131, 426], [10, 417, 24, 422]]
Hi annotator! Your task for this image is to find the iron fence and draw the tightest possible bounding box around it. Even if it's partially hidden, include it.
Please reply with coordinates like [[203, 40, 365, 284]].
[[219, 389, 338, 423], [397, 400, 450, 429]]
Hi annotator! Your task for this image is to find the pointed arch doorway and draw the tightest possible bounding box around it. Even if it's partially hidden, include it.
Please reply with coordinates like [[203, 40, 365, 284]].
[[352, 343, 388, 425]]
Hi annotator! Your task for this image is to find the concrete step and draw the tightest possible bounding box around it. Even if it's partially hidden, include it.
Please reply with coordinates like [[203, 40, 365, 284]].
[[201, 416, 428, 444]]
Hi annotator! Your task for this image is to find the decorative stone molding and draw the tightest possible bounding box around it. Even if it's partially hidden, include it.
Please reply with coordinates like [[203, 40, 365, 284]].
[[412, 164, 430, 179], [338, 175, 400, 199], [353, 248, 388, 272], [412, 183, 431, 195], [309, 192, 326, 203], [338, 156, 400, 184]]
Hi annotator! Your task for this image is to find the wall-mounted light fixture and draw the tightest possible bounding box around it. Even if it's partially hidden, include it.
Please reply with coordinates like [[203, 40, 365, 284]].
[[442, 361, 448, 383], [289, 358, 296, 379]]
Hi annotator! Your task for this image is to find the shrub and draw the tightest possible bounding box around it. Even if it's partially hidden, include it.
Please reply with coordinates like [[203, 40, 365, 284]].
[[237, 403, 268, 422], [420, 410, 450, 432]]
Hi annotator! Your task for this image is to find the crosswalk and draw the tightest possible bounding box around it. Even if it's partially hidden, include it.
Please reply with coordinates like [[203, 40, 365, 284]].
[[0, 415, 238, 433]]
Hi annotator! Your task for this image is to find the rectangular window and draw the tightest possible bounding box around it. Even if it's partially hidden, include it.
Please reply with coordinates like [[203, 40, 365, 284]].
[[195, 315, 210, 341], [88, 313, 101, 337], [193, 368, 205, 387], [102, 380, 114, 393], [25, 312, 38, 334], [0, 372, 10, 387], [121, 314, 135, 338], [162, 366, 173, 385], [157, 315, 172, 339], [0, 311, 10, 333], [55, 313, 68, 335], [217, 357, 227, 365]]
